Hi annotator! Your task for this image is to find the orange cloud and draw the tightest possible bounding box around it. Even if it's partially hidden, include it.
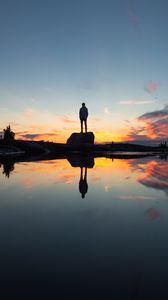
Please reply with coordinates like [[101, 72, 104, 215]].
[[61, 114, 78, 124], [125, 105, 168, 142], [16, 132, 60, 142]]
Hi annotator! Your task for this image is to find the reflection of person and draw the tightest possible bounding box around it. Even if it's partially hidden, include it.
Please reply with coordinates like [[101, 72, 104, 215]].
[[79, 103, 88, 133], [79, 167, 88, 198]]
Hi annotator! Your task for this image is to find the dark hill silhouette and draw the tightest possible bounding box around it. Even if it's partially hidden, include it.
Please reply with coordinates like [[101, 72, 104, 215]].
[[0, 139, 166, 160]]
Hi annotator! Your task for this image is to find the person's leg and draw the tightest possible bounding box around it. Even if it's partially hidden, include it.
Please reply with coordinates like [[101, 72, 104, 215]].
[[80, 119, 83, 133], [84, 119, 87, 133]]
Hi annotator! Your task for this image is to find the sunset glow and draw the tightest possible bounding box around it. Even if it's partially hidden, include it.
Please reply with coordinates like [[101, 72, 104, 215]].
[[0, 1, 167, 144]]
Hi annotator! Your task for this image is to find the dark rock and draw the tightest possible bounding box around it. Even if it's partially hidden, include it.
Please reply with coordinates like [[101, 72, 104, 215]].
[[67, 132, 95, 145]]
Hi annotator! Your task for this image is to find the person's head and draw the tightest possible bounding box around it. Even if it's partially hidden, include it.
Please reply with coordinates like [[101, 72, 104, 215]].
[[82, 102, 85, 107]]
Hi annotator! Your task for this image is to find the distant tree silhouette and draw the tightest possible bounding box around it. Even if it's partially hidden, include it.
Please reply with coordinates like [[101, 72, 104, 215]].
[[3, 125, 15, 142], [159, 141, 167, 153]]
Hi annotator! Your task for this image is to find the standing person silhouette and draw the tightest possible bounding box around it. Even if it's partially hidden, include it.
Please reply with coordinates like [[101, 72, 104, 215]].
[[79, 103, 88, 133]]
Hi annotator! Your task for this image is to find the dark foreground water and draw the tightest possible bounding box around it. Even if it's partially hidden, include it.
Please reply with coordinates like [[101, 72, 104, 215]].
[[0, 156, 168, 299]]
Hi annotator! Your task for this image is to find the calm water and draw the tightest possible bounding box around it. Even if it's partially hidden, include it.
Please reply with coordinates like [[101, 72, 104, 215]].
[[0, 156, 168, 299]]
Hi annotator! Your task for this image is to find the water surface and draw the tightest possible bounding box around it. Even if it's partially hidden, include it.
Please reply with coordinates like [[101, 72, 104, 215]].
[[0, 156, 168, 299]]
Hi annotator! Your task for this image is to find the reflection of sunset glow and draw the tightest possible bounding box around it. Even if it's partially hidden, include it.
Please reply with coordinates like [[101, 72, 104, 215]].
[[58, 173, 77, 185], [20, 178, 33, 189], [13, 159, 79, 189], [104, 184, 112, 192], [1, 157, 168, 203], [94, 157, 129, 170]]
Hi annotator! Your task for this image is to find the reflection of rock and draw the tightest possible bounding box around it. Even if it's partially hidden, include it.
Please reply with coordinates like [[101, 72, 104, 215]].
[[67, 132, 94, 145], [67, 156, 94, 168]]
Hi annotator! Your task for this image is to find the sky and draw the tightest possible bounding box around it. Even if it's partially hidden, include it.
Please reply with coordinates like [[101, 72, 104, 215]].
[[0, 0, 168, 144]]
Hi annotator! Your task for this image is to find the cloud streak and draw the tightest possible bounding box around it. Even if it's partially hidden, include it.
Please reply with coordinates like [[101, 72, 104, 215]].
[[138, 105, 168, 121], [128, 4, 140, 33], [104, 107, 113, 116], [17, 132, 59, 141], [61, 114, 78, 124], [119, 100, 156, 105], [22, 108, 34, 118]]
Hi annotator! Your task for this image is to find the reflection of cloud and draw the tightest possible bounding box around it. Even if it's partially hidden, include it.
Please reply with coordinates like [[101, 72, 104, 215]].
[[145, 207, 160, 221], [119, 194, 155, 201], [104, 184, 112, 192], [91, 175, 101, 181], [57, 173, 76, 185], [104, 184, 119, 192], [20, 178, 33, 189], [137, 161, 168, 196]]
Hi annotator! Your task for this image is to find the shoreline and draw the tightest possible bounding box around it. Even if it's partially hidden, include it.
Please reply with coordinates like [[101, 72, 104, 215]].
[[0, 139, 167, 160]]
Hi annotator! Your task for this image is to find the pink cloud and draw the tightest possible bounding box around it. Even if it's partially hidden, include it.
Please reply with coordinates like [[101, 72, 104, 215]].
[[22, 108, 34, 118], [126, 105, 168, 141], [61, 115, 77, 124], [145, 81, 159, 93], [128, 6, 140, 32]]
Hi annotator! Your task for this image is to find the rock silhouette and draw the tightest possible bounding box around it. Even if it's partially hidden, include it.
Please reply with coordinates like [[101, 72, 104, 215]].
[[67, 132, 94, 145]]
